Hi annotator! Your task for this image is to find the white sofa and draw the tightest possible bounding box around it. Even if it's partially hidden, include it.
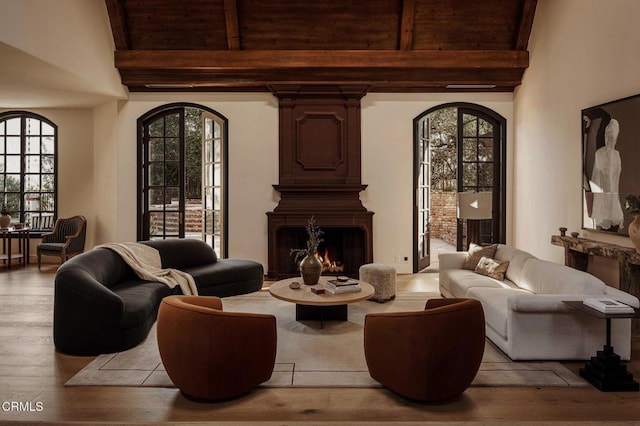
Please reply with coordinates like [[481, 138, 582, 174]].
[[439, 244, 639, 360]]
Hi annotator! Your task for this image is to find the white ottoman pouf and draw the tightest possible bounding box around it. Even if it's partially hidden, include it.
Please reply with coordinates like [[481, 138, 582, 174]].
[[359, 263, 396, 302]]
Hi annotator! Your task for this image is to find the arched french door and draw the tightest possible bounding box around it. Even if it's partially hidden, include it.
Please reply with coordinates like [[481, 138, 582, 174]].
[[137, 103, 228, 257], [0, 111, 58, 229], [413, 103, 506, 272]]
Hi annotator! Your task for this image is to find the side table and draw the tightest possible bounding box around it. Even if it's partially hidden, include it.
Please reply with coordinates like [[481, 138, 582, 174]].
[[0, 227, 30, 269], [563, 300, 639, 392]]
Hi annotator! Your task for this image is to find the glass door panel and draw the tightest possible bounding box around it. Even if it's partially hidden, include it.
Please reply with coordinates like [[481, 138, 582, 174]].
[[415, 117, 431, 271], [458, 111, 498, 249], [142, 110, 185, 240], [202, 114, 224, 256]]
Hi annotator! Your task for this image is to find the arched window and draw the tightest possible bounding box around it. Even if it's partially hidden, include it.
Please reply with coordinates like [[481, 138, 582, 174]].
[[413, 103, 506, 271], [0, 111, 57, 231], [137, 103, 228, 257]]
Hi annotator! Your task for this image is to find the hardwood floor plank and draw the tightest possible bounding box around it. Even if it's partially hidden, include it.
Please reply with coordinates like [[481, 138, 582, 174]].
[[0, 265, 638, 424]]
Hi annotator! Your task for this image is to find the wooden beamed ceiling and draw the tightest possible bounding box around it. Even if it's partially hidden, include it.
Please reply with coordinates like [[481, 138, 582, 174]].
[[105, 0, 537, 93]]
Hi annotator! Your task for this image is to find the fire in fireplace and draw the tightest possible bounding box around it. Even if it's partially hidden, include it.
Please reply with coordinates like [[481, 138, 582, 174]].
[[315, 248, 344, 273], [273, 225, 367, 279]]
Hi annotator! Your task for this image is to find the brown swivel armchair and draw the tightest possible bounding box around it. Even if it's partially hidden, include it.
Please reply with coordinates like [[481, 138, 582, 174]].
[[157, 295, 277, 401], [364, 298, 485, 402], [37, 215, 87, 267]]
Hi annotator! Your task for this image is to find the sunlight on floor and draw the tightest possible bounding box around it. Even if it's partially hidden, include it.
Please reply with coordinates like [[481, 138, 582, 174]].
[[396, 272, 439, 293]]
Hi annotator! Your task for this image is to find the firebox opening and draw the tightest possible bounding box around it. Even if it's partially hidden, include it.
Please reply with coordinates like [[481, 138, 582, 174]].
[[276, 227, 366, 279]]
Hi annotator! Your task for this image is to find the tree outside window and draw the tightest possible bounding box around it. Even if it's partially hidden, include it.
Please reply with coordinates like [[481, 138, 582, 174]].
[[0, 112, 57, 229]]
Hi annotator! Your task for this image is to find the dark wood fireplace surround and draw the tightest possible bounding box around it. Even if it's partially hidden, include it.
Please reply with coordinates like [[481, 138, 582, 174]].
[[267, 85, 373, 279]]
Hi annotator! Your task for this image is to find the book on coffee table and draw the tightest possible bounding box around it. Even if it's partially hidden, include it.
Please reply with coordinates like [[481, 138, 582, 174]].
[[310, 286, 325, 294], [583, 297, 635, 314], [326, 284, 362, 295], [327, 279, 359, 287]]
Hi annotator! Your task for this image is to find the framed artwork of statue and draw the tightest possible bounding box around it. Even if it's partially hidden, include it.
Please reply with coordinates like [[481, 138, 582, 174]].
[[582, 93, 640, 236]]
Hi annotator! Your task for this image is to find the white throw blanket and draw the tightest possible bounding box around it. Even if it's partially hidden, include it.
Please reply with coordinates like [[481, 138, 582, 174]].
[[97, 242, 198, 296]]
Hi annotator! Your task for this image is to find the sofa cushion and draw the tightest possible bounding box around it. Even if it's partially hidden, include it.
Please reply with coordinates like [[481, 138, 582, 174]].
[[112, 280, 172, 330], [37, 242, 66, 253], [440, 269, 503, 297], [475, 256, 510, 280], [462, 243, 498, 270], [142, 239, 217, 270], [467, 287, 531, 339], [185, 258, 264, 296], [68, 247, 139, 290], [519, 259, 606, 295], [494, 245, 536, 284]]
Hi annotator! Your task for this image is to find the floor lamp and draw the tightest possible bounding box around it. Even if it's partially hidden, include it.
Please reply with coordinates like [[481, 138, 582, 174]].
[[457, 192, 493, 249]]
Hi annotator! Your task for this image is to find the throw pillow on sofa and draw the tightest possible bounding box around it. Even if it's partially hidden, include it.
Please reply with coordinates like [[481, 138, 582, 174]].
[[474, 256, 510, 280], [462, 243, 498, 270]]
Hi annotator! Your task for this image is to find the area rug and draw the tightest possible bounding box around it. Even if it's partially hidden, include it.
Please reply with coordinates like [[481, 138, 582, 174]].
[[65, 290, 586, 388]]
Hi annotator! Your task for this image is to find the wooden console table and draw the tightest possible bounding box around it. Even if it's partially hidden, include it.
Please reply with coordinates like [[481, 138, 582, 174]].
[[551, 235, 640, 335]]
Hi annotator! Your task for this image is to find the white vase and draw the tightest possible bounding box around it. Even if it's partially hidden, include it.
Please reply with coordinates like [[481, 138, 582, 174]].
[[629, 215, 640, 253], [0, 214, 11, 229]]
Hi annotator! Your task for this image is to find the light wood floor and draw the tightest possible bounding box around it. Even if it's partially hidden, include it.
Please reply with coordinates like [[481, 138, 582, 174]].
[[1, 264, 639, 424]]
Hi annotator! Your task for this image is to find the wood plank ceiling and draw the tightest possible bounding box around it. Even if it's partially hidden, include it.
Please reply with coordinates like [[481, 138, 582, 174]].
[[105, 0, 537, 92]]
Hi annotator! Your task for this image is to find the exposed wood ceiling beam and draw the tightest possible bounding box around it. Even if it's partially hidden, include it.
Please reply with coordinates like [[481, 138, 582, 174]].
[[104, 0, 537, 92], [223, 0, 241, 50], [104, 0, 129, 50], [115, 49, 529, 71], [116, 49, 528, 92], [515, 0, 538, 50], [399, 0, 416, 50], [128, 80, 523, 90]]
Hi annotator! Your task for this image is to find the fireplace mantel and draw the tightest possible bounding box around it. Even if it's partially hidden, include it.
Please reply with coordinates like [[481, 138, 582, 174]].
[[551, 235, 640, 335], [266, 85, 373, 279], [272, 184, 368, 213], [551, 235, 640, 266]]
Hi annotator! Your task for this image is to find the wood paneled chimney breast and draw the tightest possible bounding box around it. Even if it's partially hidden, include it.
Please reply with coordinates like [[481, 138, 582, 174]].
[[267, 85, 374, 279]]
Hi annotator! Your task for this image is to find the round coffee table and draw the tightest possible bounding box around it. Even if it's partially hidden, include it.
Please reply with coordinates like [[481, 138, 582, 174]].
[[269, 276, 374, 328]]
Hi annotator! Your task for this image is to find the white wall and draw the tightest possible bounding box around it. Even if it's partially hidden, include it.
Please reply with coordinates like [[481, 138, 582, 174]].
[[93, 101, 120, 244], [362, 93, 514, 273], [513, 0, 640, 264], [91, 93, 280, 269], [89, 92, 513, 273], [0, 0, 125, 102], [49, 109, 95, 244]]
